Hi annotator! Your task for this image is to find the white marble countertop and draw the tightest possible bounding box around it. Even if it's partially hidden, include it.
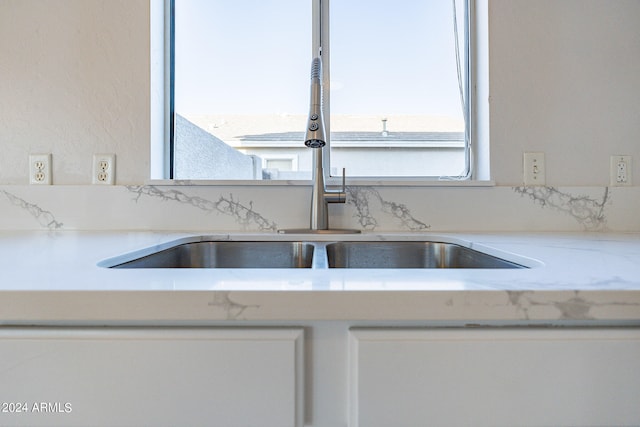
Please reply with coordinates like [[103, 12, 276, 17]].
[[1, 231, 639, 324]]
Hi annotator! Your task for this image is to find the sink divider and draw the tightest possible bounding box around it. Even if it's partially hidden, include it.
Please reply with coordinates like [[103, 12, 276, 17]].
[[310, 242, 331, 270]]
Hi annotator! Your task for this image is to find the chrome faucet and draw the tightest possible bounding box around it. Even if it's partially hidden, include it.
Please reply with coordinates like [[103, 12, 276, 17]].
[[280, 57, 359, 234]]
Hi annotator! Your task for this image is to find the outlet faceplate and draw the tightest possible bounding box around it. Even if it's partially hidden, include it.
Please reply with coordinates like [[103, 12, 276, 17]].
[[610, 155, 632, 186], [92, 154, 116, 185], [29, 154, 52, 185], [523, 152, 545, 186]]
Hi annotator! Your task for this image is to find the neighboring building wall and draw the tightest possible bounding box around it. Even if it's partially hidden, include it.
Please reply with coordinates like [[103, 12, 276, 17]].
[[331, 147, 466, 177], [243, 146, 466, 179], [174, 115, 259, 180]]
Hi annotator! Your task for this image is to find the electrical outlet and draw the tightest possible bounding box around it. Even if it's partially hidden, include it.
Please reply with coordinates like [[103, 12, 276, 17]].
[[610, 155, 632, 186], [92, 154, 116, 185], [523, 152, 545, 186], [29, 154, 52, 185]]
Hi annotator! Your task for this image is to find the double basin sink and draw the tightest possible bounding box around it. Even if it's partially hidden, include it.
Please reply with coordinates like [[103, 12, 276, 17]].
[[105, 239, 528, 269]]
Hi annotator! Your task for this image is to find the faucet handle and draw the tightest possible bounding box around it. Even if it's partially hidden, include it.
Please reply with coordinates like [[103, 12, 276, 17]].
[[325, 167, 347, 204], [336, 167, 347, 203]]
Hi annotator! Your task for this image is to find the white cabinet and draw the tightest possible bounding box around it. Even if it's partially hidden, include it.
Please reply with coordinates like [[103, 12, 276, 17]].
[[349, 328, 640, 427], [3, 325, 640, 426], [0, 328, 304, 427]]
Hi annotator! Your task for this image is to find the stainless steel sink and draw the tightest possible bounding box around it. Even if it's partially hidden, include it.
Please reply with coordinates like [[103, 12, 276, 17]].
[[104, 238, 530, 269], [326, 241, 526, 269], [110, 241, 314, 269]]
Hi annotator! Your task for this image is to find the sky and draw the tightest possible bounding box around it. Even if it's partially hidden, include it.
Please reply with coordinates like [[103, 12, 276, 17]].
[[174, 0, 466, 119]]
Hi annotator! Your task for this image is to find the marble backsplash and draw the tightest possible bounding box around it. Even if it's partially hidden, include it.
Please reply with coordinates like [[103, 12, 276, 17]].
[[1, 184, 638, 232]]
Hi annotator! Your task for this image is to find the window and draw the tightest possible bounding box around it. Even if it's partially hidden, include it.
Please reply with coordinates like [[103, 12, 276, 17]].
[[170, 0, 472, 181], [262, 155, 299, 179]]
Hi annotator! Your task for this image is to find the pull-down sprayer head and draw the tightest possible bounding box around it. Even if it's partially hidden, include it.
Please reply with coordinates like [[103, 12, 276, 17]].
[[304, 57, 326, 148]]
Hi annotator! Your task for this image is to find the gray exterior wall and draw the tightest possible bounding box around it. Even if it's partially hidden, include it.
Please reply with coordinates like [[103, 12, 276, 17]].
[[174, 115, 259, 179]]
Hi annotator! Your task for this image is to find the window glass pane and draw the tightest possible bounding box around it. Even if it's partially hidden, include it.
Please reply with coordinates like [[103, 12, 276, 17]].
[[329, 0, 468, 177], [173, 0, 312, 179], [172, 0, 470, 180]]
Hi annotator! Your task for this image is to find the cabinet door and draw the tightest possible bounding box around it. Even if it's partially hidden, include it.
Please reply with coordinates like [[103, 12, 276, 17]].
[[0, 327, 304, 427], [349, 328, 640, 427]]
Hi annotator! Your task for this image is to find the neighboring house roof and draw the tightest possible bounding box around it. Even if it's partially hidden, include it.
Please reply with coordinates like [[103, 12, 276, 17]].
[[238, 131, 464, 142]]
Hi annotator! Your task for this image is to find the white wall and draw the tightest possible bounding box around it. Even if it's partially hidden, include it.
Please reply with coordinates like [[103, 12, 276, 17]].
[[490, 0, 640, 185], [0, 0, 149, 185], [1, 0, 639, 186]]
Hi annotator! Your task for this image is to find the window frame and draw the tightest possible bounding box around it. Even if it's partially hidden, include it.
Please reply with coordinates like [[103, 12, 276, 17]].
[[159, 0, 486, 185]]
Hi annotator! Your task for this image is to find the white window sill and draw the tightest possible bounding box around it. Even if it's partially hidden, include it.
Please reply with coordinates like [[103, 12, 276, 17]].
[[145, 179, 495, 187]]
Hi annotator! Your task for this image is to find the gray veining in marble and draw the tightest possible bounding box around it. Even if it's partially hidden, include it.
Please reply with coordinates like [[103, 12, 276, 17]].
[[126, 185, 277, 231], [1, 190, 63, 230], [347, 187, 430, 231], [513, 186, 610, 230], [208, 292, 260, 320], [553, 295, 594, 320], [505, 290, 640, 321]]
